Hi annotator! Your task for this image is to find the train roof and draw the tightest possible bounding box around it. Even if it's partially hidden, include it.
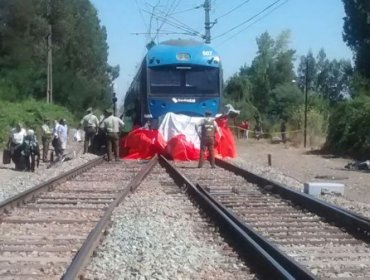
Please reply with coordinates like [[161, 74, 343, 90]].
[[147, 39, 221, 67]]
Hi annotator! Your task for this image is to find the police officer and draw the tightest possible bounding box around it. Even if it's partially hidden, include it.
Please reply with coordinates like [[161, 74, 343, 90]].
[[41, 118, 52, 162], [198, 111, 218, 169], [102, 108, 124, 161], [80, 107, 99, 154]]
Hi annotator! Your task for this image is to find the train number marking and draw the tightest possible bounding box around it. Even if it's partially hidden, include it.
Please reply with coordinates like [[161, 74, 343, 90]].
[[202, 51, 213, 56]]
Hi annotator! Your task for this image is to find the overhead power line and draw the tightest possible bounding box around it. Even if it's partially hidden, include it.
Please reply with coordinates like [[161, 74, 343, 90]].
[[214, 0, 251, 21], [171, 4, 203, 15], [132, 32, 198, 36], [216, 0, 289, 46], [213, 0, 283, 40], [142, 9, 202, 37], [153, 0, 181, 41], [144, 3, 201, 39]]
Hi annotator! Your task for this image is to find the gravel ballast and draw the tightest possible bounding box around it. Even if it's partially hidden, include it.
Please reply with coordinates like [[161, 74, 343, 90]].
[[85, 167, 253, 279]]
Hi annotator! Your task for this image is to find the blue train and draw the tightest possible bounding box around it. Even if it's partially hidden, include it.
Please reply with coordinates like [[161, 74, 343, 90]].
[[122, 39, 223, 126]]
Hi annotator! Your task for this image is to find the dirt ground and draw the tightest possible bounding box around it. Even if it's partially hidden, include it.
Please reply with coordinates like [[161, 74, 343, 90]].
[[236, 138, 370, 204]]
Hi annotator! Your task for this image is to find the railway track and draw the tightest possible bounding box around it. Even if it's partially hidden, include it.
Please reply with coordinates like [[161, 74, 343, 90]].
[[1, 155, 369, 279], [0, 158, 153, 280], [173, 158, 370, 279]]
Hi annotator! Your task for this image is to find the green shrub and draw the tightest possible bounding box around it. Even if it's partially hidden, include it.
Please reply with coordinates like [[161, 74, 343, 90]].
[[289, 105, 328, 147], [326, 96, 370, 158], [0, 99, 76, 147]]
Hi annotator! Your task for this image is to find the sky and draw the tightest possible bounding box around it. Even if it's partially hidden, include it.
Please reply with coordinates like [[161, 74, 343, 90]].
[[90, 0, 353, 105]]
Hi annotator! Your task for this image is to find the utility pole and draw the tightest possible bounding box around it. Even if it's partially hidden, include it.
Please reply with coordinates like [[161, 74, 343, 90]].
[[204, 0, 211, 44], [304, 58, 309, 148], [46, 0, 53, 104]]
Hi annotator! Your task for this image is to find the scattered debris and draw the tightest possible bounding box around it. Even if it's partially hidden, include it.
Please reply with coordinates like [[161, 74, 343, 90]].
[[345, 160, 370, 171], [315, 175, 348, 180]]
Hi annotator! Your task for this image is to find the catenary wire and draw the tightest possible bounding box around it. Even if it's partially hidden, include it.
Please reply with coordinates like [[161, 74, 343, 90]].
[[213, 0, 283, 40], [214, 0, 251, 21], [215, 0, 289, 46], [145, 3, 202, 38]]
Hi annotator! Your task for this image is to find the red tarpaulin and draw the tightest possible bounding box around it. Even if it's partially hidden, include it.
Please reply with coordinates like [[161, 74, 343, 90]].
[[120, 113, 237, 160]]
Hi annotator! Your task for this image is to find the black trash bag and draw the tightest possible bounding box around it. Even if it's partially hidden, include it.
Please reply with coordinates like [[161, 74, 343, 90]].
[[345, 160, 370, 170]]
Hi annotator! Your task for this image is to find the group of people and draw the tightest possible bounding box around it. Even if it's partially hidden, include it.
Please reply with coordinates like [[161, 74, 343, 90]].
[[5, 118, 67, 171], [236, 119, 287, 143], [6, 123, 39, 171], [80, 107, 124, 161], [4, 106, 124, 171]]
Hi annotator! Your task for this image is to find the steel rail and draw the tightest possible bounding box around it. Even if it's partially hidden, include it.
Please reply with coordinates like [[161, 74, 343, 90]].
[[215, 158, 370, 240], [62, 155, 158, 280], [158, 155, 298, 280], [196, 183, 317, 279], [0, 157, 104, 214]]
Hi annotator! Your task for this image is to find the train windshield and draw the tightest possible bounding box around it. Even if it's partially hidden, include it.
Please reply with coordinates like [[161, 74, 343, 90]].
[[149, 66, 219, 95]]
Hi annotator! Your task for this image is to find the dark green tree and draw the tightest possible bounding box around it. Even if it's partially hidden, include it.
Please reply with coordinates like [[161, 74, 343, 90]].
[[297, 50, 352, 105], [223, 31, 298, 122], [342, 0, 370, 78], [0, 0, 118, 114], [240, 31, 296, 117]]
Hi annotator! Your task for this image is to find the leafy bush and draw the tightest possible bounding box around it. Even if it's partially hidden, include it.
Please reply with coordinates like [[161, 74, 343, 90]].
[[289, 105, 328, 147], [326, 96, 370, 158], [0, 99, 76, 147]]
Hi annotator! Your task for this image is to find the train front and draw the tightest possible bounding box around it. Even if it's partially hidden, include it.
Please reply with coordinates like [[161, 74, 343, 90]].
[[146, 39, 222, 119]]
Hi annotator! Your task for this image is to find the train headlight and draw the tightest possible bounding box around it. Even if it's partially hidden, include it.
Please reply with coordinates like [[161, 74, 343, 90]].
[[176, 53, 190, 61]]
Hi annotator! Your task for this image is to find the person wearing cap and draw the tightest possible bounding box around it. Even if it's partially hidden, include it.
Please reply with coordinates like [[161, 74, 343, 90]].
[[197, 111, 218, 169], [41, 118, 52, 162], [80, 107, 99, 154], [102, 108, 124, 161]]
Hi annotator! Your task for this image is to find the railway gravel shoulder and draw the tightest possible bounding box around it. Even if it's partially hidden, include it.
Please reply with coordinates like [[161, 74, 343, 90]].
[[230, 158, 370, 219]]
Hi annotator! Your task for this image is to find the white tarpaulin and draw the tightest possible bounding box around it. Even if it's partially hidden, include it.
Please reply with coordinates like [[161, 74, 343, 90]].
[[158, 112, 203, 149]]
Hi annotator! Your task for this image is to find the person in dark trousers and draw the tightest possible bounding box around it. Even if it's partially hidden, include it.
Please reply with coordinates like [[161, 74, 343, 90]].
[[80, 107, 99, 154], [254, 121, 262, 140], [280, 120, 287, 143], [197, 111, 218, 169], [102, 108, 124, 161], [7, 123, 27, 170], [41, 118, 52, 162], [22, 129, 40, 172]]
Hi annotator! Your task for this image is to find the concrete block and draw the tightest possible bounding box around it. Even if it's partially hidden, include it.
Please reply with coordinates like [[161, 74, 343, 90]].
[[303, 182, 345, 196]]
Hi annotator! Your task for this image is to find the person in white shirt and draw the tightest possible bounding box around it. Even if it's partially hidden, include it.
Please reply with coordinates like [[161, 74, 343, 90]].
[[7, 123, 27, 170], [52, 118, 68, 161]]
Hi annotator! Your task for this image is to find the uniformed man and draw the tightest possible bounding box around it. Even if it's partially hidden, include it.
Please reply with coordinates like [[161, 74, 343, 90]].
[[102, 108, 124, 161], [80, 107, 99, 154], [197, 111, 218, 169], [41, 118, 52, 162]]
